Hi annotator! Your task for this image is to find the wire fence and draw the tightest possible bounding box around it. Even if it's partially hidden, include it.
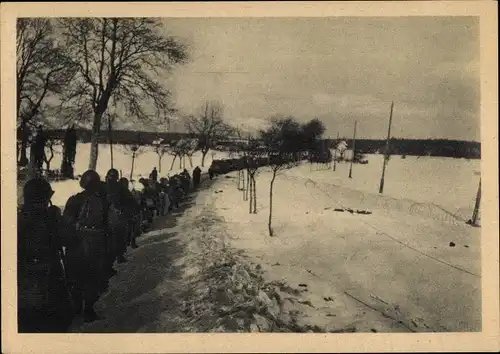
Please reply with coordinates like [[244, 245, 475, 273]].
[[283, 174, 478, 227]]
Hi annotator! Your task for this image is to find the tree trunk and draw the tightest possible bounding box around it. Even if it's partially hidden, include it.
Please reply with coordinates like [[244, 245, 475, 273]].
[[243, 170, 249, 201], [88, 111, 104, 170], [130, 152, 136, 181], [44, 147, 54, 172], [26, 158, 38, 181], [60, 145, 68, 178], [170, 155, 176, 170], [237, 170, 242, 190], [188, 155, 193, 168], [110, 142, 114, 169], [109, 118, 114, 169], [268, 170, 277, 236], [19, 121, 29, 166], [201, 149, 208, 167], [246, 170, 250, 201], [248, 174, 253, 214], [158, 155, 162, 173], [252, 176, 257, 214], [179, 155, 182, 169]]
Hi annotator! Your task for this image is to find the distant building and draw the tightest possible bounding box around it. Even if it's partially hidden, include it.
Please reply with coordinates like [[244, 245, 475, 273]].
[[334, 140, 348, 159]]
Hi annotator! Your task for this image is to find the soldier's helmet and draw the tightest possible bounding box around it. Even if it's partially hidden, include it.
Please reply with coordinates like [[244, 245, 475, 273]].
[[80, 170, 101, 190], [106, 168, 119, 182], [119, 177, 129, 188], [23, 178, 54, 204]]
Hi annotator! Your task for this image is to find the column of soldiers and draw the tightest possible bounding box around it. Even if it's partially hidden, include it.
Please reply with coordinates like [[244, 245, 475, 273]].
[[17, 165, 203, 332]]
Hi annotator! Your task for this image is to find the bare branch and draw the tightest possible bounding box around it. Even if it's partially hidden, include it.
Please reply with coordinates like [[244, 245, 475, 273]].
[[17, 19, 75, 131]]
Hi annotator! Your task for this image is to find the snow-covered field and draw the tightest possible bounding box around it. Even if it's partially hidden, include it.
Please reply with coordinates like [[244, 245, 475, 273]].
[[210, 155, 481, 332]]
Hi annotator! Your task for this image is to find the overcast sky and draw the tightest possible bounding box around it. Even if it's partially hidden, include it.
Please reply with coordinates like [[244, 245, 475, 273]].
[[160, 17, 479, 141]]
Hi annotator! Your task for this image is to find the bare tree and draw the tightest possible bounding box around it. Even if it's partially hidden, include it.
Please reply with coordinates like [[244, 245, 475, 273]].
[[227, 134, 245, 191], [234, 128, 265, 214], [121, 134, 147, 181], [152, 138, 169, 173], [16, 19, 74, 166], [186, 139, 199, 168], [168, 142, 179, 171], [43, 137, 61, 173], [185, 101, 233, 167], [261, 117, 302, 236], [168, 139, 196, 170], [57, 18, 188, 170], [246, 137, 266, 214]]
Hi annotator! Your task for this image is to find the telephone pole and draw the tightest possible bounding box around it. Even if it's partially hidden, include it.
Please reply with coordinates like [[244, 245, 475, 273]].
[[471, 178, 481, 226], [333, 132, 339, 171], [348, 121, 357, 179], [379, 101, 394, 194]]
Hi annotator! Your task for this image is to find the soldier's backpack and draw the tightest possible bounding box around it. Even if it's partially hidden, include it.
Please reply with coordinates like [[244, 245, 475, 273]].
[[76, 192, 107, 230], [17, 206, 71, 316], [18, 207, 53, 311]]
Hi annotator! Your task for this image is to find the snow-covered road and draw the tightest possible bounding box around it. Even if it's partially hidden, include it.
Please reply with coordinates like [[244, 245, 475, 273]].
[[68, 178, 220, 333]]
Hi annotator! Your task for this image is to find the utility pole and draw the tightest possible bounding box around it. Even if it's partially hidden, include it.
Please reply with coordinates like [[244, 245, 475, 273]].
[[471, 178, 481, 226], [348, 121, 357, 179], [333, 132, 339, 171], [379, 101, 394, 194]]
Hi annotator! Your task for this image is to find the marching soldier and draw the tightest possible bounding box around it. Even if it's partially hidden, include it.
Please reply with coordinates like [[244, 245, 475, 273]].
[[104, 169, 133, 266], [18, 177, 73, 332], [149, 167, 158, 182], [119, 177, 141, 249], [63, 170, 108, 323], [192, 166, 202, 189]]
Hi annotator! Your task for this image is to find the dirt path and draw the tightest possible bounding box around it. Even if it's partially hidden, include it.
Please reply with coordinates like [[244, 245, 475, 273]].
[[68, 179, 222, 332]]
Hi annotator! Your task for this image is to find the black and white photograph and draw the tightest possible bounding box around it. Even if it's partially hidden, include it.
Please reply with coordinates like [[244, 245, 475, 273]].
[[2, 1, 499, 353]]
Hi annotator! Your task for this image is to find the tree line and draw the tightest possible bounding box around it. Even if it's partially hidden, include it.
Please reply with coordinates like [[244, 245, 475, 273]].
[[40, 128, 481, 160], [42, 128, 195, 146], [333, 138, 481, 159]]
